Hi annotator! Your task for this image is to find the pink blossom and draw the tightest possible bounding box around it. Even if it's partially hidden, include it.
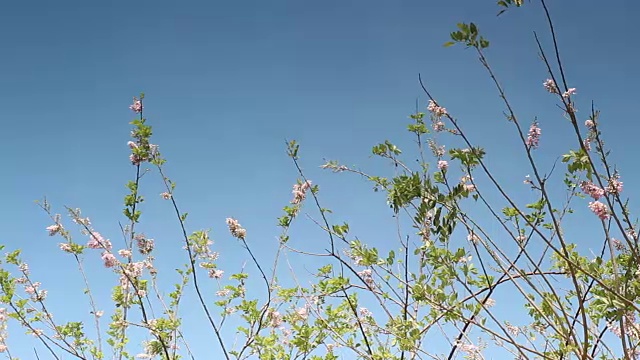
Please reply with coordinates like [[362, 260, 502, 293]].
[[589, 201, 609, 220], [209, 269, 224, 279], [129, 153, 143, 165], [506, 323, 520, 336], [432, 121, 445, 132], [437, 160, 448, 170], [127, 141, 138, 149], [225, 218, 247, 239], [607, 174, 623, 195], [118, 249, 132, 258], [25, 283, 44, 299], [459, 343, 482, 359], [160, 192, 172, 200], [19, 263, 29, 273], [216, 289, 230, 297], [269, 310, 283, 327], [129, 97, 143, 113], [543, 79, 558, 94], [357, 269, 375, 287], [135, 234, 154, 255], [58, 243, 73, 252], [358, 269, 372, 277], [585, 119, 595, 129], [296, 307, 308, 320], [583, 138, 591, 151], [291, 180, 312, 205], [149, 144, 159, 157], [46, 224, 61, 236], [428, 140, 445, 157], [73, 216, 91, 226], [526, 122, 541, 149], [87, 232, 112, 251], [611, 238, 625, 251], [102, 252, 118, 268], [580, 181, 605, 200], [427, 100, 447, 117], [562, 88, 577, 98], [467, 232, 481, 243], [123, 261, 145, 279]]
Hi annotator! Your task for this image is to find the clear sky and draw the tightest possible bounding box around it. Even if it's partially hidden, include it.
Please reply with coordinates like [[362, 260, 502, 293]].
[[1, 0, 639, 358]]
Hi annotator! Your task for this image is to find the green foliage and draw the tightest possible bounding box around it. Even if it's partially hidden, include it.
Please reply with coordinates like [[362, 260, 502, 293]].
[[445, 22, 490, 49]]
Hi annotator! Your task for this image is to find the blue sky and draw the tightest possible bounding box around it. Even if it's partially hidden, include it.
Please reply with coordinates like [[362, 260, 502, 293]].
[[1, 0, 639, 358]]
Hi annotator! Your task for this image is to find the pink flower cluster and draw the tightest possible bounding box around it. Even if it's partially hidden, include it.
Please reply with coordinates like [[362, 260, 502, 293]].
[[87, 232, 112, 250], [580, 181, 606, 200], [427, 100, 447, 117], [267, 309, 283, 327], [59, 243, 73, 252], [427, 100, 447, 132], [543, 78, 576, 98], [225, 218, 247, 239], [526, 122, 541, 149], [0, 308, 7, 353], [129, 97, 143, 113], [428, 139, 445, 157], [127, 138, 159, 166], [357, 268, 375, 288], [607, 173, 623, 195], [562, 88, 577, 99], [437, 160, 448, 170], [25, 282, 47, 301], [588, 201, 609, 220], [46, 224, 62, 236], [86, 232, 120, 268], [543, 79, 558, 94], [580, 176, 624, 220], [209, 269, 224, 279], [460, 175, 476, 192], [135, 233, 155, 255], [582, 119, 597, 151], [292, 180, 312, 205], [102, 253, 117, 268], [119, 261, 150, 293], [458, 343, 482, 360], [581, 176, 623, 200]]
